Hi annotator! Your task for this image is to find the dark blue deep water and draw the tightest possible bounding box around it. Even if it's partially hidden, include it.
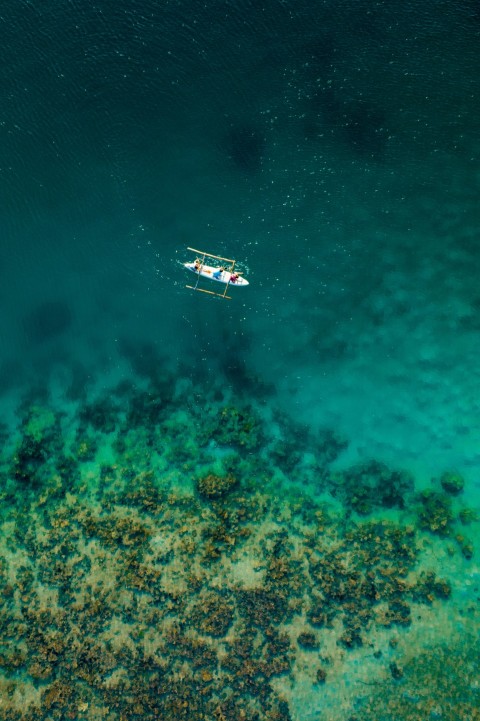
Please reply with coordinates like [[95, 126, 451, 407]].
[[0, 2, 479, 719]]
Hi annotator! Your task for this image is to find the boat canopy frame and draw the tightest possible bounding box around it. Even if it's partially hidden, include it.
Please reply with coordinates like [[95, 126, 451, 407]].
[[185, 246, 237, 299]]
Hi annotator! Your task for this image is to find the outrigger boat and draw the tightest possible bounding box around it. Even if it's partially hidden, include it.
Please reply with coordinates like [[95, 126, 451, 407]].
[[184, 246, 249, 300]]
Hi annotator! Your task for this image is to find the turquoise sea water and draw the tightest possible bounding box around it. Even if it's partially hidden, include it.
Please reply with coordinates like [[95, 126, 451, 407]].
[[1, 2, 479, 720]]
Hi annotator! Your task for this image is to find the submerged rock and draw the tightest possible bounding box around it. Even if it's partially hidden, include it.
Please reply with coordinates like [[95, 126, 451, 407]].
[[440, 471, 465, 496], [389, 661, 404, 680], [297, 631, 319, 649], [333, 460, 414, 515], [417, 490, 453, 536]]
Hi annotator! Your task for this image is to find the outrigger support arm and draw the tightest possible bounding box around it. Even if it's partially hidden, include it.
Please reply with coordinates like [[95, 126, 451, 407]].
[[187, 247, 235, 265], [186, 286, 232, 300]]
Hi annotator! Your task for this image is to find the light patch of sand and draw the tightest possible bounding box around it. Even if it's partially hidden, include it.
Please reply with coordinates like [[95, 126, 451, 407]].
[[0, 681, 43, 714], [102, 667, 131, 690], [224, 555, 266, 589], [150, 531, 174, 556], [102, 617, 137, 655]]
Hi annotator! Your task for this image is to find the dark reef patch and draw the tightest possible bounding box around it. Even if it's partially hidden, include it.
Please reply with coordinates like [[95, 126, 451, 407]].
[[78, 396, 119, 434], [342, 102, 389, 159], [190, 591, 235, 637], [304, 82, 389, 161], [197, 403, 265, 451], [118, 338, 170, 386], [23, 299, 73, 344], [196, 472, 238, 500], [225, 123, 266, 173], [331, 459, 414, 515], [440, 470, 465, 496], [416, 489, 454, 536]]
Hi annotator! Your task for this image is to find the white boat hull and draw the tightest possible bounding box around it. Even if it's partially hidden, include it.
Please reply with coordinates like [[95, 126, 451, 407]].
[[184, 262, 249, 286]]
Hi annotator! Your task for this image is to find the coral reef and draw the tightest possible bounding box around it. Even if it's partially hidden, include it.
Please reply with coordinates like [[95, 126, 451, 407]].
[[196, 472, 238, 500], [297, 631, 319, 649], [197, 404, 264, 451], [331, 460, 414, 515], [190, 591, 235, 636], [0, 378, 476, 721], [417, 489, 454, 535], [440, 470, 465, 495], [355, 634, 480, 721]]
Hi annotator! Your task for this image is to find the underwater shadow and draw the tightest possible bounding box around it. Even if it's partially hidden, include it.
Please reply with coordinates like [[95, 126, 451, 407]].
[[224, 123, 266, 174], [23, 299, 73, 345]]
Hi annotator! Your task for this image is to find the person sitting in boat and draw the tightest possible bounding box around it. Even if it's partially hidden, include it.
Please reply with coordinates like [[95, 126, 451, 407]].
[[194, 258, 202, 271], [230, 272, 239, 283], [213, 266, 225, 279]]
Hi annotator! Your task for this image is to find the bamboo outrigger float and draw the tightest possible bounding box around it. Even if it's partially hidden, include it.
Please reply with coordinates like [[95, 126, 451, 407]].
[[184, 247, 249, 300]]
